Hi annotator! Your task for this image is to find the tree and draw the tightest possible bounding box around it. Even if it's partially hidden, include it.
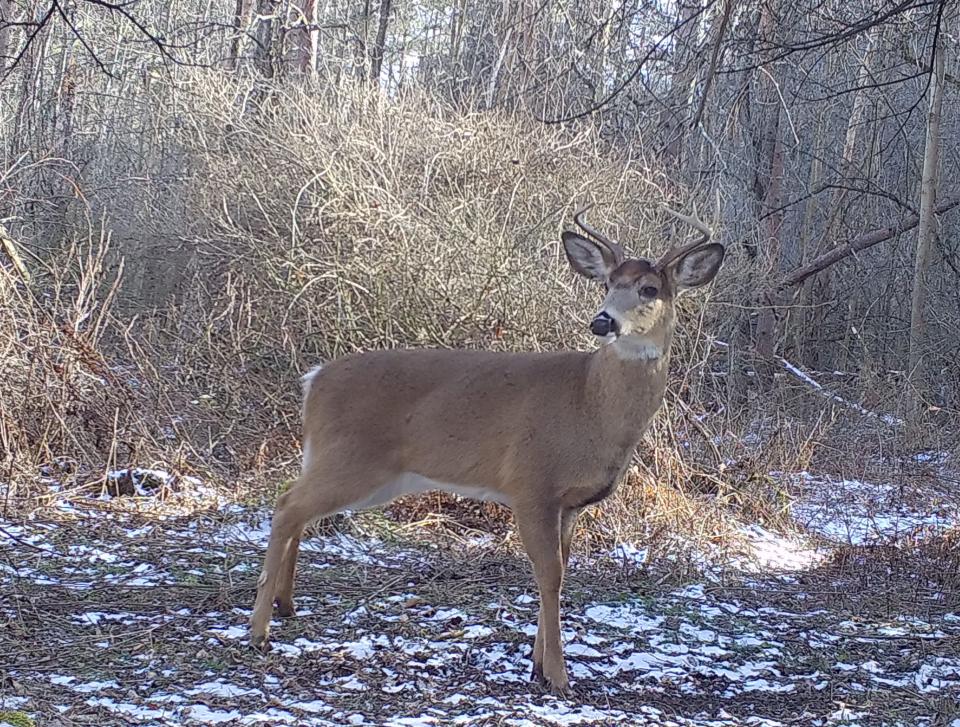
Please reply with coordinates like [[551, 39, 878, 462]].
[[369, 0, 391, 84], [908, 21, 946, 409]]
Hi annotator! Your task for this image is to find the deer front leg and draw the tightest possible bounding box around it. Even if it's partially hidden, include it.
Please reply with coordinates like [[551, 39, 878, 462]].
[[515, 503, 569, 695], [531, 506, 579, 682]]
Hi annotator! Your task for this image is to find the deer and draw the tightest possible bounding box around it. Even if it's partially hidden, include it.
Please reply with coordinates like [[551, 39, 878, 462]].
[[249, 205, 725, 694]]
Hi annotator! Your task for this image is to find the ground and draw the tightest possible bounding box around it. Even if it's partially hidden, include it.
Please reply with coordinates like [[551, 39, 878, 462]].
[[1, 462, 959, 727]]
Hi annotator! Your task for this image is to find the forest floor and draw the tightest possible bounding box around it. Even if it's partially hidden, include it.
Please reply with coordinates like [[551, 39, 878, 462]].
[[1, 458, 959, 727]]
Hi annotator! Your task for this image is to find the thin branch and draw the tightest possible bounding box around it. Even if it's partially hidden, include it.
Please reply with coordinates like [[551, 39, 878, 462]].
[[691, 0, 732, 130], [539, 1, 715, 125], [1, 3, 55, 79], [54, 0, 111, 76], [84, 0, 180, 63]]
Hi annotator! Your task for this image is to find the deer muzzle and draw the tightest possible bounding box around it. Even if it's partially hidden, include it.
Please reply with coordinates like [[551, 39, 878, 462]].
[[589, 312, 619, 337]]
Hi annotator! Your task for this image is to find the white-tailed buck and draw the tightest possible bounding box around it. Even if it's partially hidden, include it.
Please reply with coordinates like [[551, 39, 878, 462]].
[[250, 205, 725, 694]]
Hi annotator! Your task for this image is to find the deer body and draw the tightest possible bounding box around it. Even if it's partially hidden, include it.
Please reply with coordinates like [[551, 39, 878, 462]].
[[300, 340, 670, 509], [250, 207, 724, 695]]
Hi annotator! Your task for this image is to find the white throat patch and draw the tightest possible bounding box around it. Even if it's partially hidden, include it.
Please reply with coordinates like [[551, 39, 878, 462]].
[[611, 335, 663, 361]]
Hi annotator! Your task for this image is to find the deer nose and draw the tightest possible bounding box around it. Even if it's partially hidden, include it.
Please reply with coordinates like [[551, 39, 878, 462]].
[[590, 312, 619, 337]]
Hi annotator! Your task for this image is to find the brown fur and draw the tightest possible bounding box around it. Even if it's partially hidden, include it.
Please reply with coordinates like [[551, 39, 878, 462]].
[[609, 258, 655, 284]]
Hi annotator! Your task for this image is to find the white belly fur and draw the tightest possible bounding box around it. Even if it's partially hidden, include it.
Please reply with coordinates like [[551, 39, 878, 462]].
[[350, 472, 510, 511]]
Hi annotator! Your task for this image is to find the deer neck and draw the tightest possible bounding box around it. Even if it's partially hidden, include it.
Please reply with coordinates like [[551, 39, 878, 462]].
[[586, 317, 674, 422]]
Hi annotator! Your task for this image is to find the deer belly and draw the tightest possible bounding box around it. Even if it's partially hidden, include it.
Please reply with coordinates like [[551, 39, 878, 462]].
[[354, 472, 511, 510]]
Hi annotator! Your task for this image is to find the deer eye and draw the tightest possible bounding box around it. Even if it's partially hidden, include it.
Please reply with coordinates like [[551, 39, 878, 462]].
[[640, 286, 659, 299]]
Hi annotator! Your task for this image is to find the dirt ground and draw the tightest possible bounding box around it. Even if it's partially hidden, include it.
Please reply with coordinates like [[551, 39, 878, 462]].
[[1, 467, 959, 727]]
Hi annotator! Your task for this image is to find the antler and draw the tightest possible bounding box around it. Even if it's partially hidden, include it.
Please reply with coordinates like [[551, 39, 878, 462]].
[[655, 205, 712, 270], [573, 205, 625, 264]]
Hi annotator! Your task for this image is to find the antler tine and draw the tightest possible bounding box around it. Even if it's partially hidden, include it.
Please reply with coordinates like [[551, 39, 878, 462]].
[[573, 204, 625, 263], [655, 205, 713, 270]]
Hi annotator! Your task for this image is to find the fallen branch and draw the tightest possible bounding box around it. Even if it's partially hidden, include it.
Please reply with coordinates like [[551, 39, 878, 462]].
[[777, 357, 903, 427], [781, 196, 960, 288], [711, 340, 903, 426]]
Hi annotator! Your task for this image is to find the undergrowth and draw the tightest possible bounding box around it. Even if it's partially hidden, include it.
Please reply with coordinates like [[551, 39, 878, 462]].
[[1, 75, 955, 553]]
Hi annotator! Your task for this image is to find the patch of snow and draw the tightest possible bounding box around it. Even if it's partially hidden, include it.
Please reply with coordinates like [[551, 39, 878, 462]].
[[430, 608, 467, 622], [338, 675, 367, 691], [582, 603, 663, 632], [510, 701, 633, 725], [67, 544, 120, 564], [826, 707, 867, 724], [71, 611, 140, 626], [85, 697, 167, 721], [565, 643, 605, 659], [184, 704, 243, 723], [735, 524, 824, 571], [241, 708, 301, 724], [49, 675, 119, 693], [186, 680, 261, 698], [915, 658, 960, 692], [742, 678, 794, 693], [609, 542, 648, 565], [208, 624, 247, 639], [344, 605, 368, 625], [673, 584, 707, 600], [462, 624, 494, 639], [913, 451, 948, 465], [788, 473, 957, 545]]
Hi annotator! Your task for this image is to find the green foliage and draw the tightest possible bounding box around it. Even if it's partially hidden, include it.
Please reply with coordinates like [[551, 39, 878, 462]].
[[0, 711, 36, 727]]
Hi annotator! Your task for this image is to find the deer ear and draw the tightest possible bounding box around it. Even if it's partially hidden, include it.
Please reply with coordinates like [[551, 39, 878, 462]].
[[672, 243, 725, 292], [562, 232, 615, 281]]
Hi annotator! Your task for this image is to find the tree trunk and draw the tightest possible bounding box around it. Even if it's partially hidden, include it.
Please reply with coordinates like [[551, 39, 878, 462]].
[[369, 0, 392, 85], [751, 1, 786, 377], [661, 0, 701, 176], [908, 29, 946, 407], [448, 0, 465, 72], [791, 104, 826, 363], [0, 0, 11, 71], [486, 25, 512, 109], [808, 33, 876, 369], [293, 0, 316, 74], [253, 0, 280, 78], [227, 0, 247, 70], [753, 119, 784, 365], [691, 0, 732, 131]]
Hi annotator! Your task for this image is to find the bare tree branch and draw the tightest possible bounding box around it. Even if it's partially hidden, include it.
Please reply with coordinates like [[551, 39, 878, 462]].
[[781, 196, 960, 288]]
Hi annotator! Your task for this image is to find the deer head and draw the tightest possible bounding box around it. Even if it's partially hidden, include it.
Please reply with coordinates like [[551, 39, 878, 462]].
[[561, 205, 725, 345]]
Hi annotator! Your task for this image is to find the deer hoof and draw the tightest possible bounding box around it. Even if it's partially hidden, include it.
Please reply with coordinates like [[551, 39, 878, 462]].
[[547, 676, 571, 697], [538, 666, 571, 696], [275, 599, 297, 618], [249, 631, 271, 653]]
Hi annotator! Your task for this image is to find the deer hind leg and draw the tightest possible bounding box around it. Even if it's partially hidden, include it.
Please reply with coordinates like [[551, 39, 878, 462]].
[[274, 529, 303, 618], [515, 502, 569, 695], [249, 464, 390, 650]]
